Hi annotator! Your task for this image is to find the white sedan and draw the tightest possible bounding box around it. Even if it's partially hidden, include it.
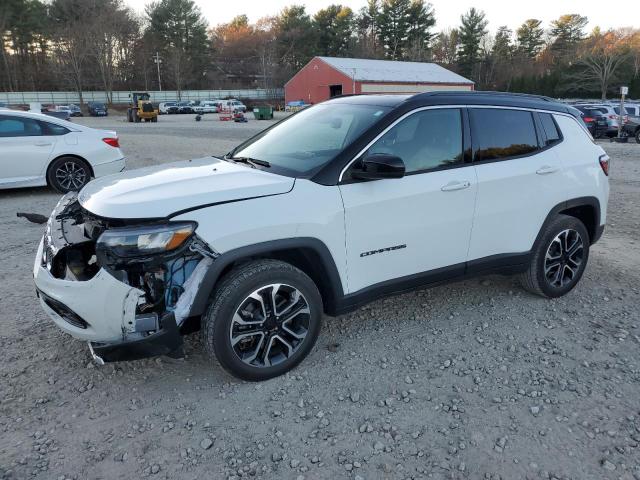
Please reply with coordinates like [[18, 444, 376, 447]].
[[0, 110, 125, 192]]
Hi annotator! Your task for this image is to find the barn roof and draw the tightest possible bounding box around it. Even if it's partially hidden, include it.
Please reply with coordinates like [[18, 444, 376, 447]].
[[317, 57, 474, 85]]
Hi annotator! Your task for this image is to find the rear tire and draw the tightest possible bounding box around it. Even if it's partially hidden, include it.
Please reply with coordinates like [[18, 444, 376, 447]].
[[635, 129, 640, 144], [520, 214, 590, 298], [47, 156, 91, 193], [202, 259, 323, 381]]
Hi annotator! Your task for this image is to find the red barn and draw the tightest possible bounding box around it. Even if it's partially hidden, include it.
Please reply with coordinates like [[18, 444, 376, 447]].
[[285, 56, 474, 105]]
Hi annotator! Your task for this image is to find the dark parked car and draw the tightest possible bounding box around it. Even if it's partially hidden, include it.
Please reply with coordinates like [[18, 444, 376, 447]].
[[176, 101, 193, 114], [88, 102, 108, 117], [574, 106, 608, 138]]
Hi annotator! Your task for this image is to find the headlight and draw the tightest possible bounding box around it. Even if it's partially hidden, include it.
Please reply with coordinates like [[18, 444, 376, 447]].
[[97, 222, 196, 258]]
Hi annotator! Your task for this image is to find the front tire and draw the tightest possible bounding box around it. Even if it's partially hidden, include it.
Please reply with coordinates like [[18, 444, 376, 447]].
[[202, 259, 323, 381], [47, 156, 91, 193], [520, 214, 590, 298]]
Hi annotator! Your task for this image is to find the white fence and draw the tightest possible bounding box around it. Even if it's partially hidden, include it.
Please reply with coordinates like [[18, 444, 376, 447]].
[[0, 89, 284, 105]]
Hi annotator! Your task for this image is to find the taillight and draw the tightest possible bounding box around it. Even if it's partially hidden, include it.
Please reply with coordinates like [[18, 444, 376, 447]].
[[584, 116, 594, 122], [102, 137, 119, 148], [599, 154, 610, 176]]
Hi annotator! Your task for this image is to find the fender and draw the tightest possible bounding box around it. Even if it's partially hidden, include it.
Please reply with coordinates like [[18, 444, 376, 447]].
[[533, 196, 602, 248], [187, 237, 345, 318]]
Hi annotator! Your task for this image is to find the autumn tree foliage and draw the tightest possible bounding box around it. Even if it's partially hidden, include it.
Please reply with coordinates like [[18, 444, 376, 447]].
[[1, 1, 640, 99]]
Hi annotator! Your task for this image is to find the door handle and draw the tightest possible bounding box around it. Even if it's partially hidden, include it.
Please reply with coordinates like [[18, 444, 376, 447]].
[[441, 180, 471, 192], [34, 141, 52, 146], [536, 165, 559, 175]]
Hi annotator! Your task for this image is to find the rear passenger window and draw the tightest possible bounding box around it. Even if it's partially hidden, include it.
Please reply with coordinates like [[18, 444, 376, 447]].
[[539, 113, 561, 146], [470, 109, 539, 161], [0, 116, 43, 137]]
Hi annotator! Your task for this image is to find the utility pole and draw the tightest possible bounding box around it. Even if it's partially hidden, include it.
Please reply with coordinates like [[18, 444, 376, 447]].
[[153, 52, 162, 91], [351, 68, 356, 95]]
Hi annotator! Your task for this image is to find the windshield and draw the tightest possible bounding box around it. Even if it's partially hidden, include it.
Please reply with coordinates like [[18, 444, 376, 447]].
[[232, 103, 390, 176]]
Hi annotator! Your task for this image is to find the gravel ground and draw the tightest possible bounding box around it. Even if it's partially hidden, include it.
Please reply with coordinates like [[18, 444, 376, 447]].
[[1, 115, 639, 480]]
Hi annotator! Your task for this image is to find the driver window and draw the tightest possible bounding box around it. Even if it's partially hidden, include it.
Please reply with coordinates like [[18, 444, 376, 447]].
[[367, 109, 463, 173]]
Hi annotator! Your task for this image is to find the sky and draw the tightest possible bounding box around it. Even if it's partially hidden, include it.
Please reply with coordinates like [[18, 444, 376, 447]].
[[124, 0, 640, 33]]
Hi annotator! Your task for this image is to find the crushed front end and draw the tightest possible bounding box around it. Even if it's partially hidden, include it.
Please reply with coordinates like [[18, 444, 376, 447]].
[[33, 193, 217, 363]]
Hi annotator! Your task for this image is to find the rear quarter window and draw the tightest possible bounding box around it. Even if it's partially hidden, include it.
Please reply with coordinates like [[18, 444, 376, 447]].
[[539, 113, 562, 146], [470, 108, 539, 161], [40, 121, 69, 136]]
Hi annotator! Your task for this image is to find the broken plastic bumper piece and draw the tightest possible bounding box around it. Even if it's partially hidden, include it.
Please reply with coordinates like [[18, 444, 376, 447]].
[[32, 193, 212, 362]]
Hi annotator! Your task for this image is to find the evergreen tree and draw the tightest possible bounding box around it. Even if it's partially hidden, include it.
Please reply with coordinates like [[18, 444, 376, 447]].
[[550, 14, 588, 61], [405, 0, 436, 61], [457, 7, 488, 79], [516, 19, 544, 58], [275, 5, 316, 71], [378, 0, 411, 60], [356, 0, 381, 57], [314, 5, 354, 57], [492, 26, 513, 58], [145, 0, 209, 92]]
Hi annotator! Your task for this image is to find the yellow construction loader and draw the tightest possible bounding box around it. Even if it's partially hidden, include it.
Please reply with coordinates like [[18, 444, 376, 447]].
[[127, 92, 158, 123]]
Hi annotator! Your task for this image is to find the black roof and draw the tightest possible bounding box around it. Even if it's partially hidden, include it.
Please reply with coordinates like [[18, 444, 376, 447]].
[[327, 94, 411, 107], [409, 91, 574, 114], [327, 91, 575, 115]]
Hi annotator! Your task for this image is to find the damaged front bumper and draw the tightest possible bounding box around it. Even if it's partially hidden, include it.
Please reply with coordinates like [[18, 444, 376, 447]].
[[33, 193, 216, 362]]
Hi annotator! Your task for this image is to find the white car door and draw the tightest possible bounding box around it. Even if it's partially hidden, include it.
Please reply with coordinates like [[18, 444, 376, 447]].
[[467, 108, 567, 264], [0, 115, 56, 187], [339, 108, 477, 293]]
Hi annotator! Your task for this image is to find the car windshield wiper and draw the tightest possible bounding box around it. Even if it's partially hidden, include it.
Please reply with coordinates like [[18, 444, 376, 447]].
[[229, 157, 271, 168]]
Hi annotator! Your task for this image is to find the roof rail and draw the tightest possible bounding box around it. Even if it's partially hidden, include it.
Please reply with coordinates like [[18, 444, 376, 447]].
[[417, 90, 556, 102]]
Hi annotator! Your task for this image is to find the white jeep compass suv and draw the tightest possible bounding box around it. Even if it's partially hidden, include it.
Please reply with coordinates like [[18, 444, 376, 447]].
[[33, 92, 609, 381]]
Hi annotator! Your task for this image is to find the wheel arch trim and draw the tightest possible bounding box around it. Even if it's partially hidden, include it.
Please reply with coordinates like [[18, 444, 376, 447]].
[[187, 237, 345, 318], [534, 196, 602, 248]]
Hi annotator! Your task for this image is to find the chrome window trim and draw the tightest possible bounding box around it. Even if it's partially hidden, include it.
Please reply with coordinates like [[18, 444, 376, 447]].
[[338, 104, 579, 183]]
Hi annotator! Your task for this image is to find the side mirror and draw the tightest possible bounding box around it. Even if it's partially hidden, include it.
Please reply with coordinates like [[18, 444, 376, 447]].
[[351, 154, 405, 180]]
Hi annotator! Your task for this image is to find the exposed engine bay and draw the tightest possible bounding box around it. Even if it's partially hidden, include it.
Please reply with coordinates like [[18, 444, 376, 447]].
[[41, 193, 217, 341]]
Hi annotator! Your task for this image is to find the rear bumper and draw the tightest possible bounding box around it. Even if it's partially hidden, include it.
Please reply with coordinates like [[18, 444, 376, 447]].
[[93, 157, 126, 177]]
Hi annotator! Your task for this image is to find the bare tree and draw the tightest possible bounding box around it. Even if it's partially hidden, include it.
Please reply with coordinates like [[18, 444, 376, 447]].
[[96, 6, 138, 102], [51, 25, 92, 104], [578, 29, 630, 99]]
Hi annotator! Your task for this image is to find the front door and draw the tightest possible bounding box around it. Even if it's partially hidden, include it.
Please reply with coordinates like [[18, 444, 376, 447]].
[[339, 108, 477, 293]]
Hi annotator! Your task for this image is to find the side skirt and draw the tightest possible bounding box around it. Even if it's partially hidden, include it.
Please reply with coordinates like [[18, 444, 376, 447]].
[[330, 252, 530, 316]]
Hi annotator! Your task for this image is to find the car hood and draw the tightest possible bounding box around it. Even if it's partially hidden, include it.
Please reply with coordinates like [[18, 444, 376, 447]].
[[78, 157, 295, 219]]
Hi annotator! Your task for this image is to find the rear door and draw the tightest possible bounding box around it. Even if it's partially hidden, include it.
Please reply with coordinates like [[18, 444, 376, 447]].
[[339, 107, 477, 293], [0, 115, 56, 187], [467, 108, 566, 264]]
